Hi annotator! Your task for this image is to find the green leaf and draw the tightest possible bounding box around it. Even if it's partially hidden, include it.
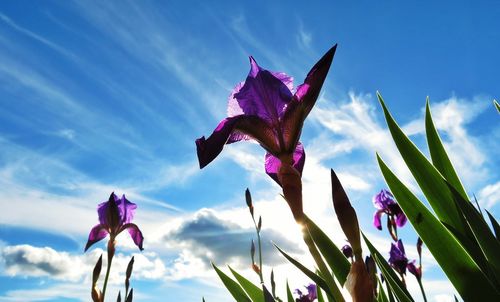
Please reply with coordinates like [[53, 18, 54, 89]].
[[486, 210, 500, 240], [229, 266, 264, 302], [494, 99, 500, 113], [317, 282, 325, 302], [304, 215, 351, 285], [377, 155, 500, 300], [274, 244, 333, 300], [212, 263, 251, 302], [425, 100, 468, 200], [286, 281, 294, 302], [362, 233, 414, 302], [378, 93, 467, 236], [376, 276, 389, 302], [447, 184, 500, 282]]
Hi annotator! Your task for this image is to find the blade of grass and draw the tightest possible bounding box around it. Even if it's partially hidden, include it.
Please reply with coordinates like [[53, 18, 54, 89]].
[[377, 155, 500, 300]]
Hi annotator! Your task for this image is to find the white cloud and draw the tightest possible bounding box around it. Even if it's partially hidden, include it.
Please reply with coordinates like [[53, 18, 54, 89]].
[[402, 96, 490, 188], [478, 181, 500, 208], [0, 244, 166, 285]]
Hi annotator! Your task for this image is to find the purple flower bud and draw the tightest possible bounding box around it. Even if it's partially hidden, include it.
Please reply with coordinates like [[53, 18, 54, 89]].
[[407, 260, 422, 280], [342, 244, 353, 259], [388, 239, 408, 275]]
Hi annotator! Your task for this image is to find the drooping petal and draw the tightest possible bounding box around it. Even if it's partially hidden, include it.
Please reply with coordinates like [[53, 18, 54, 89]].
[[373, 210, 384, 230], [84, 224, 108, 252], [121, 223, 144, 251], [232, 56, 293, 124], [281, 45, 337, 149], [264, 142, 305, 184], [394, 209, 407, 227], [117, 194, 137, 225], [197, 115, 279, 169]]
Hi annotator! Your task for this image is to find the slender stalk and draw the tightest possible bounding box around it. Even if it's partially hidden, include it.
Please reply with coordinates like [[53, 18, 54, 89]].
[[252, 216, 264, 284], [417, 279, 428, 302], [101, 239, 115, 301]]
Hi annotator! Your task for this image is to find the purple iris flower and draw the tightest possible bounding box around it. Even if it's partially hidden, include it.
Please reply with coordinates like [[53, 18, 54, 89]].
[[388, 239, 408, 275], [295, 283, 317, 302], [85, 193, 144, 252], [373, 189, 407, 231], [196, 45, 337, 185]]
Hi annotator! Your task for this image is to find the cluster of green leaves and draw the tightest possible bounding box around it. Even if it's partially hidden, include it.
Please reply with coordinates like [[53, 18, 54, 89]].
[[207, 96, 500, 302], [376, 93, 500, 301]]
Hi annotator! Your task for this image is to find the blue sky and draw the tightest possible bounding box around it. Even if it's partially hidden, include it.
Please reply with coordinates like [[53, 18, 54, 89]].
[[0, 1, 498, 301]]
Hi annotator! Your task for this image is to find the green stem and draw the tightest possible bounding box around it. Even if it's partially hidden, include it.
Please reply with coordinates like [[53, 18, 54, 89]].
[[302, 227, 345, 302], [102, 239, 115, 302], [252, 217, 264, 284], [417, 279, 428, 302]]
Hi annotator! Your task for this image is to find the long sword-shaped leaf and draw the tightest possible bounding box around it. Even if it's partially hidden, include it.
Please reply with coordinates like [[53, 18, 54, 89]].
[[486, 210, 500, 240], [212, 263, 251, 302], [447, 184, 500, 283], [377, 155, 500, 300], [274, 244, 334, 300], [305, 215, 350, 285], [229, 266, 264, 302], [425, 100, 468, 200], [378, 93, 467, 236], [362, 234, 414, 302], [376, 276, 389, 302], [286, 281, 294, 302]]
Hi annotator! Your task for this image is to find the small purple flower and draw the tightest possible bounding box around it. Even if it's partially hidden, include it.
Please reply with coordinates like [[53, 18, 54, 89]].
[[196, 46, 337, 186], [388, 239, 408, 275], [85, 193, 144, 252], [373, 189, 407, 232], [295, 283, 317, 302], [341, 244, 353, 259]]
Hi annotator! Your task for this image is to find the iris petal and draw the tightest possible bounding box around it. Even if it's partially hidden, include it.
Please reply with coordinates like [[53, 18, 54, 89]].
[[282, 45, 337, 149], [84, 224, 108, 252], [373, 210, 383, 230], [196, 115, 279, 168], [232, 56, 293, 124], [117, 194, 137, 225], [265, 143, 305, 185], [122, 223, 144, 251]]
